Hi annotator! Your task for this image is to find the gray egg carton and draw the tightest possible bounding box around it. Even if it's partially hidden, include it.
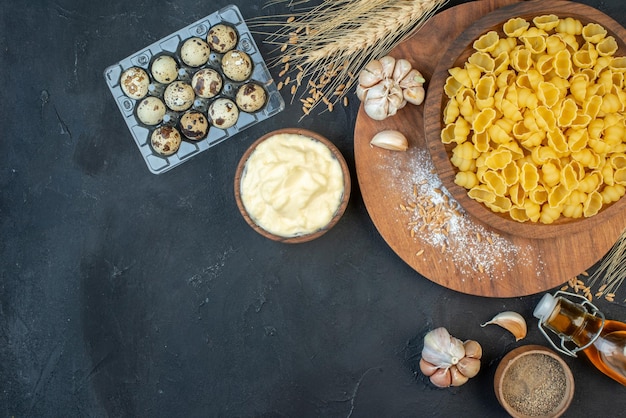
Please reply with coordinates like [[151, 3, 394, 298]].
[[104, 4, 284, 174]]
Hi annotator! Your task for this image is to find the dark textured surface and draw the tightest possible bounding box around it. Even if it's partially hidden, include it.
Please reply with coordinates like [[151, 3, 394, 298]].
[[2, 1, 626, 417]]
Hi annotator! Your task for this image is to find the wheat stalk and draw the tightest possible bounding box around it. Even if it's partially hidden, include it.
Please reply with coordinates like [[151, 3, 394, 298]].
[[250, 0, 448, 117], [586, 227, 626, 302]]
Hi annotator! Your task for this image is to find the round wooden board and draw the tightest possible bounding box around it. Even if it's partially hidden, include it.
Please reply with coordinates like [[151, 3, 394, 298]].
[[354, 0, 626, 298]]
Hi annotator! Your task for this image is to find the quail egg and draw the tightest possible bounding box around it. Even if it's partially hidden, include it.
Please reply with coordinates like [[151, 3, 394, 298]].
[[120, 67, 149, 100], [151, 126, 182, 156], [180, 37, 211, 67], [207, 24, 238, 53], [208, 98, 239, 129], [151, 55, 179, 84], [191, 68, 223, 99], [236, 82, 267, 113], [136, 96, 166, 126], [221, 50, 252, 82], [163, 81, 195, 112], [179, 110, 209, 141]]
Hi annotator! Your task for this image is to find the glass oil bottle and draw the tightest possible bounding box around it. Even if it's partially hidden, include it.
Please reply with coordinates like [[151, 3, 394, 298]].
[[533, 291, 626, 386]]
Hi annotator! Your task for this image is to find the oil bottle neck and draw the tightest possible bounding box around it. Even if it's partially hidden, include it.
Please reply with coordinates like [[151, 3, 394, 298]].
[[544, 297, 604, 348]]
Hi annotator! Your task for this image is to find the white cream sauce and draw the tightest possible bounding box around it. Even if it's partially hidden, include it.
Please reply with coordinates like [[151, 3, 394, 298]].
[[240, 133, 344, 237]]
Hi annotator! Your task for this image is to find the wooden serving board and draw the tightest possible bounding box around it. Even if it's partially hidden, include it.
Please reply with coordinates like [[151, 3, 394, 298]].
[[354, 0, 626, 298]]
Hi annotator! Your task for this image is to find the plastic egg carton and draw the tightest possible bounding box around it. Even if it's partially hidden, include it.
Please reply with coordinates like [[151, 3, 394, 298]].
[[104, 4, 284, 174]]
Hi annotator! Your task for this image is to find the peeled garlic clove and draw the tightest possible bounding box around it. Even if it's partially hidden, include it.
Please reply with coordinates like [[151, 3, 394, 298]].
[[429, 367, 452, 388], [422, 327, 466, 368], [419, 358, 439, 377], [359, 59, 384, 88], [393, 58, 413, 83], [370, 130, 408, 151], [379, 55, 396, 79], [456, 356, 481, 379], [463, 340, 483, 359], [450, 365, 469, 387], [481, 311, 527, 341], [404, 86, 425, 105]]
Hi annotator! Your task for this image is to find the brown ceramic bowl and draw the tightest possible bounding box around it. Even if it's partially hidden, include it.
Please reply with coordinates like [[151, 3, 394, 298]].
[[424, 1, 626, 239], [234, 128, 351, 243], [494, 345, 575, 418]]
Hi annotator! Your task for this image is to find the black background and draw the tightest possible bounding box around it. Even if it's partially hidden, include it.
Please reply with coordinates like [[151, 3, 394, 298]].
[[2, 0, 626, 416]]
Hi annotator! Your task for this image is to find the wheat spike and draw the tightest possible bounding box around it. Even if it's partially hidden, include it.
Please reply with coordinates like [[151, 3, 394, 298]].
[[251, 0, 448, 117], [586, 227, 626, 301]]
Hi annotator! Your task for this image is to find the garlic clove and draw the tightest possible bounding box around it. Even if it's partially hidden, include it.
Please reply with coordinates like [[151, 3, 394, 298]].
[[379, 55, 396, 79], [358, 59, 384, 88], [364, 83, 387, 101], [450, 365, 469, 387], [388, 85, 406, 110], [393, 58, 413, 83], [399, 68, 426, 88], [356, 84, 367, 101], [463, 340, 483, 359], [419, 358, 439, 377], [370, 130, 409, 151], [456, 356, 481, 379], [404, 86, 425, 105], [422, 327, 466, 368], [363, 97, 390, 121], [480, 311, 527, 341], [429, 367, 452, 388]]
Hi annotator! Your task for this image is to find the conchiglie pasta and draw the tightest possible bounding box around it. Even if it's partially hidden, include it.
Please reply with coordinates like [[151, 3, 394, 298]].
[[440, 15, 626, 223], [562, 203, 584, 218], [455, 171, 479, 189], [602, 185, 625, 203], [491, 37, 518, 58], [539, 204, 563, 224], [583, 191, 604, 216], [448, 67, 474, 89], [534, 14, 560, 31], [524, 200, 542, 221], [468, 51, 495, 73], [503, 17, 529, 37], [556, 17, 583, 36], [486, 195, 513, 213], [597, 36, 618, 56], [474, 31, 500, 53], [582, 22, 607, 43]]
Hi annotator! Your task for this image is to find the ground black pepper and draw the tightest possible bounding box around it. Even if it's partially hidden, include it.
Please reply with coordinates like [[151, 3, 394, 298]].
[[502, 353, 567, 416]]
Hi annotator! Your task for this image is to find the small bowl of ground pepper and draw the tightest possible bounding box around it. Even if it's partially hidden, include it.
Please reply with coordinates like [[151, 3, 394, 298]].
[[494, 345, 574, 418]]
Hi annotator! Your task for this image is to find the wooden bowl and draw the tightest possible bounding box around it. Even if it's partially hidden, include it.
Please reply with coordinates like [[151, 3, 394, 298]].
[[234, 128, 351, 243], [424, 0, 626, 239], [494, 345, 575, 418]]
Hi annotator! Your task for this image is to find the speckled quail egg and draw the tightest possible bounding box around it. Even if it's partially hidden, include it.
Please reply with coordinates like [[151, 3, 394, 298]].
[[163, 81, 195, 112], [136, 96, 166, 126], [207, 24, 238, 53], [151, 55, 179, 84], [120, 67, 149, 100], [191, 68, 223, 99], [208, 98, 239, 129], [179, 110, 209, 141], [180, 37, 211, 67], [221, 50, 252, 82], [151, 126, 182, 156], [236, 82, 267, 113]]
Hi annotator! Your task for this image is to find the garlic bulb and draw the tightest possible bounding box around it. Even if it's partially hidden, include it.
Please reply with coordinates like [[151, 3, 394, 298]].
[[419, 327, 482, 388], [357, 55, 426, 120], [480, 311, 527, 341]]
